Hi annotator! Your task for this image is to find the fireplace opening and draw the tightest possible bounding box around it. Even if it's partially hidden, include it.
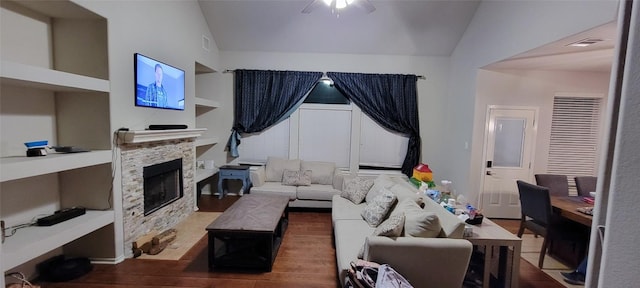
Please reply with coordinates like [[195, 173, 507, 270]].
[[143, 158, 183, 216]]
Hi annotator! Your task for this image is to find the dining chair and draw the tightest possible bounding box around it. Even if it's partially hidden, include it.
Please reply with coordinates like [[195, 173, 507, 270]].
[[575, 176, 597, 197], [535, 174, 570, 196], [516, 180, 587, 268]]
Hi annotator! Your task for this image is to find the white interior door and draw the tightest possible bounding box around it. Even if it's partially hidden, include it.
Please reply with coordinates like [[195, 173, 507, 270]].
[[481, 107, 537, 219]]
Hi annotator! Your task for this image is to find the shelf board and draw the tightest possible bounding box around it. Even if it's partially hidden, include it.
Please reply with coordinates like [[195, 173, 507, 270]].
[[195, 61, 217, 74], [0, 150, 112, 182], [13, 0, 104, 19], [117, 128, 207, 144], [195, 97, 220, 108], [195, 136, 219, 147], [0, 61, 110, 93], [1, 210, 114, 270], [196, 168, 219, 182]]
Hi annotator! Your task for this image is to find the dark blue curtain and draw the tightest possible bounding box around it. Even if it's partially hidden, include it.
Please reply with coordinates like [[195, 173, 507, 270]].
[[226, 69, 322, 157], [327, 72, 421, 176]]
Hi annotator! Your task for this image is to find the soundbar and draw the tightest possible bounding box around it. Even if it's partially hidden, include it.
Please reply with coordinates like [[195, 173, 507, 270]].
[[37, 207, 86, 226], [148, 124, 188, 130]]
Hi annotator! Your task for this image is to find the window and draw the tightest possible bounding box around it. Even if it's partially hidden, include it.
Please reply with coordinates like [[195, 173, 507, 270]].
[[304, 79, 350, 104], [237, 118, 289, 164], [547, 95, 602, 193], [238, 79, 409, 172], [359, 113, 408, 169], [298, 104, 351, 168]]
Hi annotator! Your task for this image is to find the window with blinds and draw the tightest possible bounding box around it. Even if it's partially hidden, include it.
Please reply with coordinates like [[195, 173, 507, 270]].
[[547, 96, 602, 194]]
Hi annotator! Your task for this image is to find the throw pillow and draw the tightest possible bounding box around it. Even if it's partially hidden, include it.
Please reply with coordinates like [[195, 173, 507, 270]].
[[341, 177, 374, 204], [298, 170, 312, 186], [361, 188, 397, 227], [358, 214, 405, 258], [373, 213, 405, 237], [282, 170, 312, 186]]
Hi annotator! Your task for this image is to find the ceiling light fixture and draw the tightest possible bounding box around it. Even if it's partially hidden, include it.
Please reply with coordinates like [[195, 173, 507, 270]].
[[324, 0, 355, 10], [302, 0, 375, 15]]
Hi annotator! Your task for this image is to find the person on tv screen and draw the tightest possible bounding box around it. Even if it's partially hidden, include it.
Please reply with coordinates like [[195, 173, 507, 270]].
[[145, 64, 168, 108]]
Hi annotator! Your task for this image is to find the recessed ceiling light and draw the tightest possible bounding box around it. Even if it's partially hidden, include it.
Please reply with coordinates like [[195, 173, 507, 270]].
[[567, 38, 604, 47]]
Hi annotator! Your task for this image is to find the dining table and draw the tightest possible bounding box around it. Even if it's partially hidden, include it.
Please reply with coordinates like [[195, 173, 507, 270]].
[[550, 196, 594, 267], [551, 195, 594, 227]]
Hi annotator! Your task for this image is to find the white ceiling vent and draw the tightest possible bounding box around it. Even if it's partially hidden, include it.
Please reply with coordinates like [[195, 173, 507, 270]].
[[202, 35, 211, 51], [567, 38, 604, 47]]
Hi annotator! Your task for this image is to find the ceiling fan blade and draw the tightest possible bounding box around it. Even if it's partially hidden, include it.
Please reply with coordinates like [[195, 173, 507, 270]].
[[302, 0, 323, 14], [357, 0, 376, 14]]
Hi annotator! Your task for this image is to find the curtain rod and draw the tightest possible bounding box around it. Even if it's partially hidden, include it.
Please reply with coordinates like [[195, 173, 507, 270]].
[[222, 69, 426, 80]]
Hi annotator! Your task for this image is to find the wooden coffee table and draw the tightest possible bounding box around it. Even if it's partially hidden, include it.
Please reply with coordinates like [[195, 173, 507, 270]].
[[206, 194, 289, 272]]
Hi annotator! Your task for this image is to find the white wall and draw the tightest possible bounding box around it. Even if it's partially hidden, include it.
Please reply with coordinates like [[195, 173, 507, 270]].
[[77, 0, 219, 131], [592, 2, 640, 286], [444, 0, 618, 203], [471, 69, 611, 206], [213, 51, 450, 173], [74, 0, 219, 261]]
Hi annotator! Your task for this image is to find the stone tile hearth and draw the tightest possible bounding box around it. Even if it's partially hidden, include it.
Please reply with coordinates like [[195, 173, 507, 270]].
[[120, 138, 195, 258]]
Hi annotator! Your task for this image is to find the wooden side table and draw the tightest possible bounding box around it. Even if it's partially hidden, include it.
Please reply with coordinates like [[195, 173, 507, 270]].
[[217, 165, 251, 199], [464, 218, 522, 288]]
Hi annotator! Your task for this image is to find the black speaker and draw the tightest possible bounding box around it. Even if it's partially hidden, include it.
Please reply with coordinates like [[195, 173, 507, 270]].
[[37, 255, 93, 282], [148, 124, 188, 130]]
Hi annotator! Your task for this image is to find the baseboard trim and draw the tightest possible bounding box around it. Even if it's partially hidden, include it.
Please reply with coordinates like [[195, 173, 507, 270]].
[[90, 255, 126, 265]]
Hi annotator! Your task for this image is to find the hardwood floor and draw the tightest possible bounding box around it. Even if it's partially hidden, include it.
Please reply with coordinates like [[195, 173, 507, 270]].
[[36, 196, 564, 287]]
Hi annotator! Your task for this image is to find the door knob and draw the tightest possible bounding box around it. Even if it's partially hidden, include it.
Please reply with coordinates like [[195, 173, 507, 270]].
[[486, 171, 493, 175]]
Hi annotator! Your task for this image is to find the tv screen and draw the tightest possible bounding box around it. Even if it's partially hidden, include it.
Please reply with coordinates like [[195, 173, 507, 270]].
[[134, 53, 185, 110]]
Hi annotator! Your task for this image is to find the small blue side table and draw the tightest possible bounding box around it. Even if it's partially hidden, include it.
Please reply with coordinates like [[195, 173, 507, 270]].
[[217, 165, 251, 199]]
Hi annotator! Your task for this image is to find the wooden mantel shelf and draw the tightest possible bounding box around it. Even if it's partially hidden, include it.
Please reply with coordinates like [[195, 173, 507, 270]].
[[117, 128, 207, 144]]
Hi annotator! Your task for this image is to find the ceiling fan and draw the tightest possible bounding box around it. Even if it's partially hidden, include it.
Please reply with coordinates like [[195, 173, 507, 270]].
[[302, 0, 376, 14]]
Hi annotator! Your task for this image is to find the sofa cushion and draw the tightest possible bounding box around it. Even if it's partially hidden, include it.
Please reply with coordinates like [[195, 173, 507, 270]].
[[405, 211, 441, 238], [422, 197, 465, 238], [391, 199, 441, 238], [365, 175, 397, 203], [248, 182, 297, 200], [341, 177, 374, 204], [333, 220, 375, 283], [332, 194, 367, 224], [297, 184, 340, 201], [301, 160, 335, 185], [361, 188, 397, 227], [265, 157, 300, 182], [282, 169, 312, 186], [388, 179, 425, 206]]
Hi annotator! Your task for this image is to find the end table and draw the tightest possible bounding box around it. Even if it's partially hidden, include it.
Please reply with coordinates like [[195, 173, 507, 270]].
[[217, 165, 251, 199]]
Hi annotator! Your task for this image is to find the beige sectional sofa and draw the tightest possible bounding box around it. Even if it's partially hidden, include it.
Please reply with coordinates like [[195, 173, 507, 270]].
[[332, 174, 473, 288], [249, 157, 345, 208]]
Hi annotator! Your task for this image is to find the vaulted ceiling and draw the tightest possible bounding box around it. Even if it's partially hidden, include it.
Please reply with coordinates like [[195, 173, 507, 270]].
[[198, 0, 616, 72]]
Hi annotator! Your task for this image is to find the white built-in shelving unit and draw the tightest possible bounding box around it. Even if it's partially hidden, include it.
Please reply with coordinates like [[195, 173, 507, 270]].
[[196, 168, 220, 184], [194, 61, 221, 149], [0, 1, 115, 284], [193, 62, 221, 198]]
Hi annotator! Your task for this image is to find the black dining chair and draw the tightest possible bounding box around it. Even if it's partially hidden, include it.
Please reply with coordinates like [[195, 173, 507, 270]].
[[535, 174, 570, 196], [575, 176, 597, 197], [516, 180, 587, 268]]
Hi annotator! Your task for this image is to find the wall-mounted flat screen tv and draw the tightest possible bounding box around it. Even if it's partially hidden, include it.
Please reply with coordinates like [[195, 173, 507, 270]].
[[135, 53, 185, 110]]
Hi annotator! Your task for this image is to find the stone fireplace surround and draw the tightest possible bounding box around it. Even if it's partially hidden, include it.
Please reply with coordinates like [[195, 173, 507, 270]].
[[119, 130, 201, 258]]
